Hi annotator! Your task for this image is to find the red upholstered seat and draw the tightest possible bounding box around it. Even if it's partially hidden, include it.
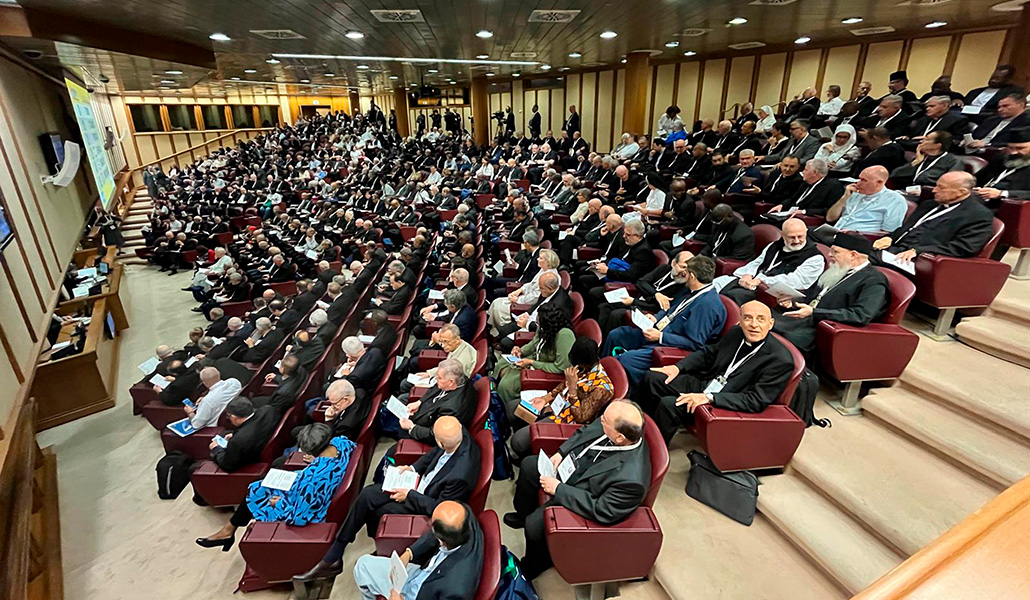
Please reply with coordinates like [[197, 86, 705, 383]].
[[130, 384, 158, 416], [142, 400, 189, 430], [716, 224, 781, 276], [913, 217, 1010, 335], [998, 199, 1030, 278], [160, 426, 225, 459], [649, 296, 740, 367], [392, 379, 491, 465], [653, 249, 670, 266]]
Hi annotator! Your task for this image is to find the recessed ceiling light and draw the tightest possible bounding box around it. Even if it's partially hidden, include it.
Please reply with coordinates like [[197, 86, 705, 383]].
[[266, 58, 280, 64], [300, 79, 310, 83], [512, 72, 521, 77], [357, 64, 370, 69], [486, 72, 495, 77], [476, 54, 489, 59], [568, 52, 582, 58], [620, 58, 627, 63], [728, 17, 748, 25], [665, 41, 679, 48], [476, 30, 493, 38], [540, 64, 552, 70], [325, 72, 335, 77], [841, 17, 863, 24], [559, 67, 570, 71], [925, 21, 947, 28], [209, 32, 231, 41], [272, 53, 538, 66], [427, 69, 438, 73], [795, 36, 811, 44], [600, 30, 618, 39], [244, 69, 257, 73], [345, 31, 364, 39], [160, 80, 175, 84], [165, 70, 183, 75], [231, 76, 241, 80], [683, 51, 696, 57], [389, 75, 399, 79]]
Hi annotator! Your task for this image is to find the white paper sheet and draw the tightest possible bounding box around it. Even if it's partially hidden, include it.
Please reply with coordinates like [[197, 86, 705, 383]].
[[382, 466, 420, 492], [881, 250, 916, 275], [358, 334, 375, 344], [603, 287, 631, 303], [630, 309, 655, 331], [184, 356, 198, 367], [501, 354, 520, 364], [672, 233, 686, 247], [261, 468, 299, 491], [428, 289, 445, 301], [961, 105, 982, 115], [765, 281, 805, 300], [316, 300, 330, 310], [386, 395, 410, 420], [406, 373, 435, 387], [520, 389, 548, 404], [138, 356, 160, 374], [538, 450, 557, 479], [558, 231, 569, 240], [389, 552, 409, 592], [150, 373, 171, 389]]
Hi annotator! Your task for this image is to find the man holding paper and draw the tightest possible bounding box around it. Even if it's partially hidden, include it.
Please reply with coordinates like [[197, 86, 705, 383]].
[[594, 251, 693, 335], [602, 256, 726, 383], [714, 219, 825, 305], [187, 367, 242, 429], [294, 417, 480, 584], [504, 400, 650, 580]]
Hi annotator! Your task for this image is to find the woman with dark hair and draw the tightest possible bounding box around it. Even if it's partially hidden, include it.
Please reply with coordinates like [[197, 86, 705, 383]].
[[508, 338, 615, 458], [195, 423, 356, 551], [759, 121, 791, 164], [492, 302, 575, 415]]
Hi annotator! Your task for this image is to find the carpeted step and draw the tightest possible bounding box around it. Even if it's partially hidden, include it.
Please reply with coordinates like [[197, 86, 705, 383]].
[[791, 415, 996, 556], [899, 339, 1030, 441], [986, 278, 1030, 328], [758, 473, 903, 595], [864, 387, 1030, 489], [955, 315, 1030, 369]]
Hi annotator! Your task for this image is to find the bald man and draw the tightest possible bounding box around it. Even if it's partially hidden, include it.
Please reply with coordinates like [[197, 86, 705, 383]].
[[825, 166, 907, 234], [506, 400, 651, 580], [635, 301, 795, 445], [188, 366, 242, 430]]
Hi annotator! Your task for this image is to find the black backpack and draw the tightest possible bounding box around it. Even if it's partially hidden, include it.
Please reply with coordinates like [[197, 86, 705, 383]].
[[790, 368, 831, 428], [156, 451, 194, 499]]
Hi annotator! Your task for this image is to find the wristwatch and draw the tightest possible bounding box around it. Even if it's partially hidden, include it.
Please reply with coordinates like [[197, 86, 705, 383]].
[[704, 392, 714, 402]]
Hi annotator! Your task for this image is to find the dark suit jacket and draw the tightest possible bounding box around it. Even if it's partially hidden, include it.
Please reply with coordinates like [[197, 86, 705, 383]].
[[206, 334, 246, 360], [326, 388, 370, 441], [291, 291, 320, 316], [759, 171, 804, 205], [409, 504, 484, 600], [886, 197, 994, 257], [370, 324, 399, 356], [213, 357, 254, 388], [554, 419, 650, 525], [607, 240, 657, 282], [780, 177, 845, 217], [963, 85, 1025, 113], [675, 327, 795, 413], [440, 305, 477, 342], [210, 405, 279, 472], [971, 112, 1030, 147], [205, 316, 231, 339], [702, 219, 754, 260], [853, 142, 908, 176], [799, 263, 890, 328], [345, 347, 386, 394], [287, 337, 326, 371], [407, 432, 481, 515], [630, 264, 687, 313], [233, 328, 286, 364], [274, 309, 302, 333], [903, 112, 970, 149], [258, 368, 308, 415], [976, 155, 1030, 200], [379, 283, 413, 315], [407, 383, 477, 444], [159, 368, 201, 406]]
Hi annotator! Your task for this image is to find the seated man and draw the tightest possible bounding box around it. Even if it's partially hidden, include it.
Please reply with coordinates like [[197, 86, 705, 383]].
[[700, 204, 754, 261], [365, 309, 400, 356], [495, 272, 572, 353], [762, 158, 844, 221], [326, 336, 385, 396], [414, 289, 476, 351], [873, 172, 994, 273], [505, 400, 651, 580], [396, 359, 477, 445], [185, 366, 243, 429], [825, 166, 907, 235], [282, 329, 325, 372], [348, 501, 484, 600], [576, 219, 656, 291], [634, 301, 795, 445], [320, 379, 370, 441], [714, 218, 825, 305], [206, 397, 280, 473], [973, 127, 1030, 203], [603, 256, 726, 383], [595, 251, 692, 335], [774, 233, 890, 353], [966, 93, 1029, 150], [889, 131, 962, 187], [251, 354, 307, 415], [401, 324, 477, 395], [292, 417, 480, 581]]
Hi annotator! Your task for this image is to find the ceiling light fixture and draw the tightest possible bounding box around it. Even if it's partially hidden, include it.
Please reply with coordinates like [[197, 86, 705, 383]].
[[476, 54, 489, 59], [512, 72, 521, 77], [345, 31, 364, 39], [665, 41, 679, 48], [728, 17, 748, 25], [427, 68, 439, 73], [600, 30, 618, 39], [559, 67, 570, 71], [325, 72, 335, 77], [301, 79, 310, 83], [540, 64, 552, 70], [244, 69, 257, 73], [683, 51, 696, 57], [925, 21, 947, 28], [209, 32, 231, 41], [795, 36, 811, 44], [160, 80, 175, 84], [841, 17, 863, 24], [357, 64, 370, 69], [231, 76, 241, 80], [476, 30, 493, 38], [568, 52, 582, 58], [165, 70, 183, 75], [486, 72, 495, 76], [620, 58, 627, 63], [266, 58, 280, 64], [272, 53, 538, 66], [389, 75, 399, 79]]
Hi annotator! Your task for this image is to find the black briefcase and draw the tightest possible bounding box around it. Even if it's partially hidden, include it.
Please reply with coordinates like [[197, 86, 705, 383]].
[[685, 450, 759, 525]]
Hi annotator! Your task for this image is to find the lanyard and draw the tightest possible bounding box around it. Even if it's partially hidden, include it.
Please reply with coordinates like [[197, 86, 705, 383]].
[[790, 134, 809, 153], [769, 174, 782, 192], [664, 285, 713, 320], [691, 211, 711, 235], [923, 119, 941, 137], [986, 168, 1018, 187], [914, 153, 949, 179], [576, 434, 642, 462], [895, 202, 962, 242], [795, 178, 821, 206], [654, 269, 675, 291], [815, 265, 863, 302], [718, 339, 765, 384], [761, 250, 783, 274], [730, 168, 748, 189], [712, 230, 729, 253]]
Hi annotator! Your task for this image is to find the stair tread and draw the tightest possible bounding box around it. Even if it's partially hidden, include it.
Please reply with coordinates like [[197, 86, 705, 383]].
[[956, 315, 1030, 369], [758, 473, 903, 594], [791, 416, 996, 556], [864, 388, 1030, 488], [899, 339, 1030, 440]]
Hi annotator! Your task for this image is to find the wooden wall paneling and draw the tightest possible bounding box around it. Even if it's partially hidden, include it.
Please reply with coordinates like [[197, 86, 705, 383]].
[[551, 87, 565, 135], [693, 60, 706, 123], [943, 35, 964, 77], [642, 66, 655, 136], [754, 53, 787, 108], [950, 30, 1007, 92], [609, 69, 619, 149], [512, 80, 524, 128], [652, 64, 676, 137], [815, 47, 830, 93], [906, 36, 952, 95], [0, 319, 24, 384], [523, 89, 536, 133], [614, 69, 626, 140], [862, 41, 906, 96], [676, 62, 700, 125], [596, 70, 614, 153], [0, 256, 34, 343], [726, 55, 756, 109], [581, 72, 597, 144], [823, 45, 862, 98], [489, 92, 500, 116], [672, 63, 681, 105], [786, 49, 822, 97], [698, 58, 727, 124]]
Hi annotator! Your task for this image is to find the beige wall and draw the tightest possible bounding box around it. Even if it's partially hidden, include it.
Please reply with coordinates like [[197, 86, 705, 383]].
[[0, 56, 96, 425]]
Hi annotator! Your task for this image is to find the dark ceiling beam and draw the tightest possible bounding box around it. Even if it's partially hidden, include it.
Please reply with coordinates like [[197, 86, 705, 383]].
[[0, 5, 216, 69]]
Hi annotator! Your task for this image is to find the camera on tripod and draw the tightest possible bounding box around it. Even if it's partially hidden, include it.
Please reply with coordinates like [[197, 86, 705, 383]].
[[492, 111, 505, 123]]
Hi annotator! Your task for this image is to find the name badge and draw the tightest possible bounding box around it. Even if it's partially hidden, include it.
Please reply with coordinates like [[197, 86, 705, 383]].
[[550, 392, 569, 415], [655, 316, 671, 331], [703, 378, 725, 395], [557, 454, 576, 482]]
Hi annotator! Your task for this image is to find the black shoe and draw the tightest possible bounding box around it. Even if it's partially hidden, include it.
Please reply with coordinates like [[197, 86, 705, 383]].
[[191, 307, 204, 313], [181, 287, 193, 291], [158, 267, 169, 272], [195, 532, 235, 552], [293, 559, 344, 584], [503, 512, 525, 529]]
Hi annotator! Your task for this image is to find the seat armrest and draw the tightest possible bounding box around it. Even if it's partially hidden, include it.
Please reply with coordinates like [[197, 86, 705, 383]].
[[374, 514, 432, 558], [914, 255, 1011, 309], [692, 405, 805, 472], [577, 247, 603, 261], [513, 331, 535, 346], [190, 460, 269, 507], [544, 506, 663, 586], [520, 369, 563, 391], [603, 282, 637, 294], [651, 347, 690, 367], [409, 387, 428, 402], [418, 348, 449, 370], [815, 321, 918, 382], [392, 439, 432, 466], [510, 303, 533, 315], [529, 422, 582, 456]]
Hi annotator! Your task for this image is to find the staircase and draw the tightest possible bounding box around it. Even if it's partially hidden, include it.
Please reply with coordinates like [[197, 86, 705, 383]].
[[118, 188, 152, 265], [755, 266, 1030, 597]]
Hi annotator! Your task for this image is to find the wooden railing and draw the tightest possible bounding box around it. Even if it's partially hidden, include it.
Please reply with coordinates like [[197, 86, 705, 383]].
[[852, 475, 1030, 599], [127, 127, 274, 187]]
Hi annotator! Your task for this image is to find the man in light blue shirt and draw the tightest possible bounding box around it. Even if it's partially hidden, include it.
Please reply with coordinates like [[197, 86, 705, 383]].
[[827, 166, 907, 233]]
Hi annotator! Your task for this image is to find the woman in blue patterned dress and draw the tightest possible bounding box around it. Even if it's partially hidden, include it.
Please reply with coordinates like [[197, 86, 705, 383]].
[[195, 423, 356, 551]]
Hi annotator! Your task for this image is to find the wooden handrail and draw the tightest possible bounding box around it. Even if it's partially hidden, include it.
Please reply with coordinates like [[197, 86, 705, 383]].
[[719, 102, 741, 119], [130, 127, 274, 173], [852, 475, 1030, 600], [0, 399, 41, 600]]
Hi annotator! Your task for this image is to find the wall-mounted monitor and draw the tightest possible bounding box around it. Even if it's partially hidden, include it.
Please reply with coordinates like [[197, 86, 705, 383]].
[[0, 200, 14, 254]]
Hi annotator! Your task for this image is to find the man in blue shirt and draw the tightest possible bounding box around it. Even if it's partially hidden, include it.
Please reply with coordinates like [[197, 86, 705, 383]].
[[826, 166, 907, 233]]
